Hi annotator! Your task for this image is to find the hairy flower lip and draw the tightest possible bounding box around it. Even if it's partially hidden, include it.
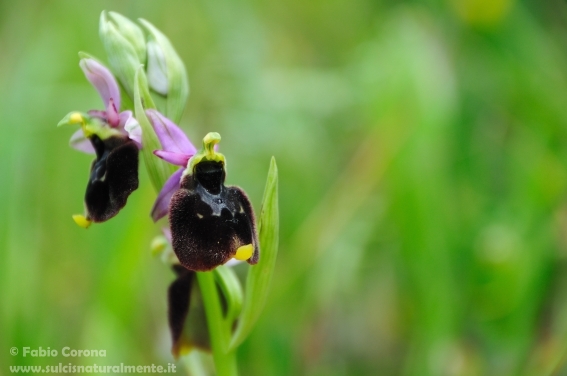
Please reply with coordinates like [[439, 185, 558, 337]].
[[169, 160, 259, 272], [168, 265, 196, 359]]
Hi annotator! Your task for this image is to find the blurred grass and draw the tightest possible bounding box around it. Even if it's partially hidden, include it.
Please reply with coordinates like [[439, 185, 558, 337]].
[[2, 0, 567, 375]]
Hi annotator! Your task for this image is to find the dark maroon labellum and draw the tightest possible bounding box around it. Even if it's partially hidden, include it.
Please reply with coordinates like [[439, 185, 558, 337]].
[[169, 161, 259, 271], [167, 265, 210, 357], [85, 134, 139, 222]]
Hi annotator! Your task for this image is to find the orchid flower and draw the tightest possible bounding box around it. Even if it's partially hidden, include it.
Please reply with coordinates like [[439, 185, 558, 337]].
[[148, 113, 259, 271], [58, 58, 142, 227]]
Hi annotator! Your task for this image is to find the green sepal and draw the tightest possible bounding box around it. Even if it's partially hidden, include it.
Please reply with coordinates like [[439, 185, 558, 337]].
[[139, 18, 189, 124], [133, 66, 175, 192], [229, 157, 279, 350]]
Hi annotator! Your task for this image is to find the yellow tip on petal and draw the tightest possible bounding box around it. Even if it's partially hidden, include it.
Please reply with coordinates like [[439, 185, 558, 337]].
[[172, 340, 193, 359], [234, 244, 254, 261], [72, 214, 92, 229], [69, 112, 85, 124], [178, 343, 192, 356]]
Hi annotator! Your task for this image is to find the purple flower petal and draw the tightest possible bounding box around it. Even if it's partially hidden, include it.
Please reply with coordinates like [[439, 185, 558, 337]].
[[151, 168, 183, 222], [106, 98, 120, 127], [146, 109, 196, 155], [154, 150, 191, 166], [69, 129, 95, 154], [87, 110, 107, 119], [80, 58, 121, 110], [120, 111, 142, 148]]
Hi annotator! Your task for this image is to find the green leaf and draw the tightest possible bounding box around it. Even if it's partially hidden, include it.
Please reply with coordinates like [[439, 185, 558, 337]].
[[229, 157, 279, 350], [133, 67, 174, 192]]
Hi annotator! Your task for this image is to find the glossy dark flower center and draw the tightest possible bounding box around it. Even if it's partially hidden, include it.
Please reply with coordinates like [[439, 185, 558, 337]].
[[193, 161, 225, 195], [85, 134, 139, 222]]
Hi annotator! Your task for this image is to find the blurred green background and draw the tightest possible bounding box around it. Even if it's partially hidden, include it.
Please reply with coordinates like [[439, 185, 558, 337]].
[[2, 0, 567, 375]]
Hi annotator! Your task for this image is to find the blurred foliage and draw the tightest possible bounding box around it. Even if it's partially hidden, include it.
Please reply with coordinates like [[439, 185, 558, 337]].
[[2, 0, 567, 375]]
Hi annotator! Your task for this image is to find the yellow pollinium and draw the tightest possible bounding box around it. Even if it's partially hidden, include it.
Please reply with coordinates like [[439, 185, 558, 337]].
[[234, 244, 254, 261], [72, 214, 92, 229]]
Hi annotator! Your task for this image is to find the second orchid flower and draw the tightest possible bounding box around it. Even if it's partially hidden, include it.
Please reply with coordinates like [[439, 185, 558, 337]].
[[58, 57, 142, 227]]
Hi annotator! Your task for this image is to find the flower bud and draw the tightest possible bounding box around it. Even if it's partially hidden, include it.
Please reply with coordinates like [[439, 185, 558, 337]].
[[139, 19, 189, 124], [99, 11, 145, 102], [146, 40, 168, 95], [107, 11, 146, 64]]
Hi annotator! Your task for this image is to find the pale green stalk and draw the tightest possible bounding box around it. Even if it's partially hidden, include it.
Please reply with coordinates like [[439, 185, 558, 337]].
[[197, 271, 239, 376]]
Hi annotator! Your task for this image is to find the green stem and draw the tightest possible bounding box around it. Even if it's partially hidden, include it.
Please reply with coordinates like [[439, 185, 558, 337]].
[[136, 69, 236, 376], [197, 271, 238, 376]]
